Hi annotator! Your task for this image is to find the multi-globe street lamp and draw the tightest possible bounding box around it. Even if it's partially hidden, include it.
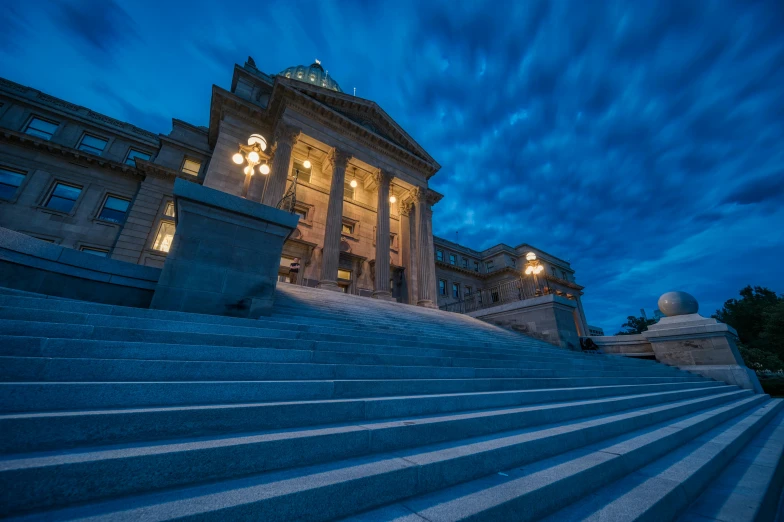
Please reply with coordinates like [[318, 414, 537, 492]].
[[524, 251, 544, 296], [232, 134, 270, 199]]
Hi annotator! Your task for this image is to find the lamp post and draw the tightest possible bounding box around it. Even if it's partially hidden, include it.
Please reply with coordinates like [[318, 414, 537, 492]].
[[524, 251, 544, 297], [232, 134, 270, 199]]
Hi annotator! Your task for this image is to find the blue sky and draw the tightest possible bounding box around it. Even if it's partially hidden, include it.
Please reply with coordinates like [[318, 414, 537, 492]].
[[2, 0, 782, 333]]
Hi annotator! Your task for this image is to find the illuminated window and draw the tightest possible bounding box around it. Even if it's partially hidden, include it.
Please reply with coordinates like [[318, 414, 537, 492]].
[[164, 201, 175, 217], [125, 149, 151, 166], [45, 182, 82, 213], [436, 250, 444, 262], [24, 117, 58, 140], [80, 246, 109, 257], [341, 223, 354, 235], [449, 254, 456, 265], [0, 167, 25, 200], [344, 181, 355, 200], [181, 158, 201, 176], [98, 195, 131, 224], [152, 221, 176, 252], [77, 134, 108, 155], [438, 279, 446, 296], [337, 269, 352, 280]]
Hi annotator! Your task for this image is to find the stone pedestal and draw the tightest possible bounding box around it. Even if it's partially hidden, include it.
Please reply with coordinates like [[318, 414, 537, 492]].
[[643, 313, 763, 393], [468, 294, 582, 350], [150, 179, 299, 318]]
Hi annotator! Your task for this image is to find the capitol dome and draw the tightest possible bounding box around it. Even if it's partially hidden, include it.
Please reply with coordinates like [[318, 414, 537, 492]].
[[278, 60, 342, 92]]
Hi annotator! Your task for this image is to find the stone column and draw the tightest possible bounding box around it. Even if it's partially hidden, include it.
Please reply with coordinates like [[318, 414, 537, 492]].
[[261, 123, 300, 207], [371, 170, 394, 300], [317, 148, 352, 291], [413, 188, 435, 308], [399, 199, 415, 304]]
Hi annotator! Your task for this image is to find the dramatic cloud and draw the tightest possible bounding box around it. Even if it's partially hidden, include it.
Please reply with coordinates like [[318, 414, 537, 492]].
[[1, 0, 782, 332]]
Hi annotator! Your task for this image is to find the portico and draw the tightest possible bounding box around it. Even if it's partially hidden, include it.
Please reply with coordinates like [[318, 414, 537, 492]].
[[201, 59, 442, 305]]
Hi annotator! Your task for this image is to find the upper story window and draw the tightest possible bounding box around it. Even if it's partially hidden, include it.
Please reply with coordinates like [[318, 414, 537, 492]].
[[511, 258, 516, 267], [80, 246, 109, 257], [181, 158, 201, 176], [24, 117, 58, 141], [452, 282, 460, 298], [125, 149, 152, 166], [486, 260, 494, 270], [45, 182, 82, 213], [0, 166, 26, 200], [341, 223, 354, 235], [465, 286, 472, 295], [438, 279, 446, 296], [77, 134, 108, 155], [294, 208, 307, 220], [152, 221, 176, 252], [164, 201, 175, 217], [551, 266, 557, 277], [436, 249, 444, 262], [462, 258, 468, 268], [561, 270, 568, 280], [474, 261, 479, 272], [98, 195, 131, 224], [449, 253, 457, 265]]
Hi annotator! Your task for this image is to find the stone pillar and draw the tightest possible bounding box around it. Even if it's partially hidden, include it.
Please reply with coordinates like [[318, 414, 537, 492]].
[[261, 123, 299, 207], [413, 188, 435, 307], [399, 199, 415, 304], [111, 174, 172, 264], [371, 170, 394, 300], [317, 148, 352, 291]]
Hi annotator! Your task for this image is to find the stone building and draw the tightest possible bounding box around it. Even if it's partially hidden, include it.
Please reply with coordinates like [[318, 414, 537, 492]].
[[0, 58, 586, 322]]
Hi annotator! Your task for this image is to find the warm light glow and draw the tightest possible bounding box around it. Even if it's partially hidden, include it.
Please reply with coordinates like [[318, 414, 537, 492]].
[[303, 159, 311, 169], [525, 266, 534, 275], [526, 252, 537, 261], [350, 179, 358, 188], [248, 134, 267, 151], [232, 153, 244, 165], [389, 195, 397, 204], [247, 151, 260, 163], [535, 265, 544, 274], [259, 163, 270, 175], [244, 165, 254, 176]]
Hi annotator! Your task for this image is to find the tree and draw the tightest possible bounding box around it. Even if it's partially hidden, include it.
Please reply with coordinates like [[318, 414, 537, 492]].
[[615, 315, 656, 335], [713, 286, 784, 371]]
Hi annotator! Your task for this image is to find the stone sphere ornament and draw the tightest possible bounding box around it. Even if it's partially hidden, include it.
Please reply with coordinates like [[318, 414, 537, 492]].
[[658, 291, 699, 317]]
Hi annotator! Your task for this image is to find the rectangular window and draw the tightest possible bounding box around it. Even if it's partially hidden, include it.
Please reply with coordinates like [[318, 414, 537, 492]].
[[452, 282, 460, 299], [152, 221, 176, 252], [511, 258, 516, 267], [80, 246, 109, 257], [462, 258, 468, 268], [486, 260, 494, 270], [0, 167, 26, 200], [181, 158, 201, 176], [98, 195, 131, 224], [292, 160, 311, 184], [24, 117, 58, 140], [77, 134, 108, 155], [438, 279, 446, 296], [341, 223, 354, 235], [436, 249, 444, 262], [294, 208, 307, 220], [343, 181, 355, 200], [465, 286, 472, 296], [449, 254, 456, 265], [337, 269, 352, 280], [164, 201, 175, 217], [561, 270, 568, 280], [474, 261, 479, 272], [125, 149, 151, 166], [45, 182, 82, 213]]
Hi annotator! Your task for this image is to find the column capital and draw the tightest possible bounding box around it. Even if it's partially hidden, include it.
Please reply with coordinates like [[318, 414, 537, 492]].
[[326, 148, 352, 170], [371, 169, 393, 186], [410, 186, 427, 203], [273, 122, 301, 146], [399, 199, 414, 216]]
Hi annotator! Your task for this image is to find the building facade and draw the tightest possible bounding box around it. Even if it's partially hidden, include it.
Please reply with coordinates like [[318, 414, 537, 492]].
[[0, 58, 588, 324]]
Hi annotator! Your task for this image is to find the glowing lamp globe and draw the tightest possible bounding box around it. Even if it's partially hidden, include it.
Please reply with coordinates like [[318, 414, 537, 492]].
[[259, 163, 270, 175], [247, 151, 260, 163], [303, 159, 312, 169], [243, 165, 254, 176], [526, 252, 537, 262], [232, 153, 244, 165], [525, 266, 534, 275], [350, 179, 358, 188], [389, 195, 397, 204]]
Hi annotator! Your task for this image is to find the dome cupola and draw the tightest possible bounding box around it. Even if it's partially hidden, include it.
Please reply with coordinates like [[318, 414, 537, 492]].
[[278, 59, 342, 92]]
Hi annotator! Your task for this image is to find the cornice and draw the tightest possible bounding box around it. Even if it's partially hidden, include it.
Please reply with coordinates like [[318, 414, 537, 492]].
[[135, 159, 202, 182], [0, 129, 145, 179], [208, 85, 272, 148]]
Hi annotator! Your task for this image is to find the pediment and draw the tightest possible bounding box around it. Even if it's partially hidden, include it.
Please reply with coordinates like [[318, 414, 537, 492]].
[[275, 78, 438, 169]]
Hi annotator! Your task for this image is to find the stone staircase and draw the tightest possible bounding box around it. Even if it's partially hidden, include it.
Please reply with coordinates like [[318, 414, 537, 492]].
[[0, 283, 781, 521]]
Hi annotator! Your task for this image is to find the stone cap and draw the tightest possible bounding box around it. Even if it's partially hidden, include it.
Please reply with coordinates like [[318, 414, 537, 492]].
[[643, 312, 738, 339], [173, 179, 300, 229]]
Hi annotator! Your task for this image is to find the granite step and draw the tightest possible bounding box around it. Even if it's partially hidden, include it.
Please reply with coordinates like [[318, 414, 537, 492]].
[[346, 396, 778, 522], [0, 375, 710, 413], [0, 386, 737, 514], [539, 399, 784, 522], [7, 391, 760, 520], [0, 382, 724, 454]]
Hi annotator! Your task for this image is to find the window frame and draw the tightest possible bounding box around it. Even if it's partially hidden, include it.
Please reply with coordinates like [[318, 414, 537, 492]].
[[452, 282, 460, 299], [79, 246, 110, 257], [181, 157, 202, 176], [337, 269, 352, 281], [449, 253, 457, 266], [42, 181, 84, 215], [24, 116, 59, 141], [0, 165, 27, 201], [151, 220, 176, 253], [438, 279, 447, 296], [125, 148, 152, 166], [96, 194, 132, 225], [436, 249, 444, 262], [77, 133, 109, 156]]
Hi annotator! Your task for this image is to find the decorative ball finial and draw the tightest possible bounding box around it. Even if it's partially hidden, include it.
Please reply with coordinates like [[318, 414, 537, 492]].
[[658, 291, 699, 317]]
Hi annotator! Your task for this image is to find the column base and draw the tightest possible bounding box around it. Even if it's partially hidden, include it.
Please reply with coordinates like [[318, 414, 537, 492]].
[[372, 290, 395, 301], [417, 299, 436, 308], [316, 280, 343, 292]]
